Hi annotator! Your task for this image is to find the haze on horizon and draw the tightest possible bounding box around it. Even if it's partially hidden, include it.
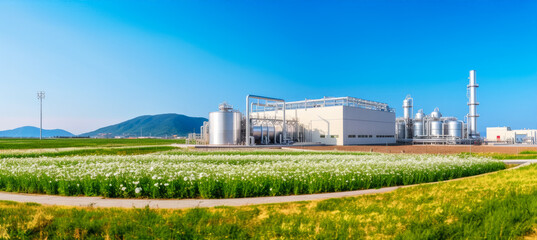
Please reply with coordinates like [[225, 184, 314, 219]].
[[0, 0, 536, 135]]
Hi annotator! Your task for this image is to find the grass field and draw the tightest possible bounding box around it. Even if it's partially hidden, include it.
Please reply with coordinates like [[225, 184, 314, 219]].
[[0, 146, 176, 159], [0, 139, 530, 238], [0, 162, 535, 239], [0, 138, 185, 150], [0, 153, 504, 199], [464, 152, 537, 160]]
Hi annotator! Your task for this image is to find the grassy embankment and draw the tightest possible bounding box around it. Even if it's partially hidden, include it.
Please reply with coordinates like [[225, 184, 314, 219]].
[[463, 150, 537, 160], [0, 138, 185, 150], [0, 163, 536, 239], [0, 146, 176, 159]]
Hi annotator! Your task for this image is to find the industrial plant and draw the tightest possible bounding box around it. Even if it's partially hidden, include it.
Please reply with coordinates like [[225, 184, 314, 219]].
[[395, 70, 481, 144], [190, 70, 483, 146]]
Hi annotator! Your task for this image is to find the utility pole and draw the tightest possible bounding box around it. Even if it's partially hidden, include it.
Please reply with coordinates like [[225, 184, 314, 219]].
[[37, 91, 45, 140]]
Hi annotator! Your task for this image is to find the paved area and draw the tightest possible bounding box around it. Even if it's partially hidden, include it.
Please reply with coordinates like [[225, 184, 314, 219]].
[[1, 160, 535, 209]]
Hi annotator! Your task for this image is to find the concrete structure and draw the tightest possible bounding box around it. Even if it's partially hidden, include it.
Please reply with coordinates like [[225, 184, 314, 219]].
[[248, 97, 396, 145], [486, 127, 537, 144]]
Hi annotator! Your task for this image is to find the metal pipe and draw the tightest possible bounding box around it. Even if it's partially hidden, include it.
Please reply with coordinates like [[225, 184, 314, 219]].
[[246, 95, 251, 146], [283, 100, 287, 142]]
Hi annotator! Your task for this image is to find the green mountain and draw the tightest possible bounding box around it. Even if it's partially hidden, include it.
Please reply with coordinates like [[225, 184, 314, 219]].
[[80, 114, 207, 137], [0, 126, 74, 138]]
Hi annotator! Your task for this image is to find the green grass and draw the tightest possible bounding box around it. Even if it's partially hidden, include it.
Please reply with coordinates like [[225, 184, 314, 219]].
[[520, 150, 537, 155], [0, 163, 536, 239], [0, 138, 185, 150], [0, 154, 504, 199], [0, 146, 176, 159], [462, 152, 537, 160]]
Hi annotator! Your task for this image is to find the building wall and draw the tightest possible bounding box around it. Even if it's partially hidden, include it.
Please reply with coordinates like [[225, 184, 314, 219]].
[[486, 127, 537, 144], [256, 105, 395, 145], [342, 106, 396, 145], [486, 127, 511, 142]]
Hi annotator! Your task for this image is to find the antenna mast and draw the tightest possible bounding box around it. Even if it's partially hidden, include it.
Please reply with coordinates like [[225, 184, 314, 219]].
[[37, 91, 46, 140]]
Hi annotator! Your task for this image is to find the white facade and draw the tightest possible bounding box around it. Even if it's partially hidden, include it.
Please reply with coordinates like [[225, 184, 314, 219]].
[[486, 127, 537, 144], [253, 97, 395, 145]]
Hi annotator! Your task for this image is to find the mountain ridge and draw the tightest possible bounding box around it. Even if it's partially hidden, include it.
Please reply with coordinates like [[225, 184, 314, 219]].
[[80, 113, 207, 137], [0, 126, 74, 138]]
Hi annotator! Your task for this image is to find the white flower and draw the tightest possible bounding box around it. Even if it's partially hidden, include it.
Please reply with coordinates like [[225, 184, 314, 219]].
[[135, 187, 142, 194]]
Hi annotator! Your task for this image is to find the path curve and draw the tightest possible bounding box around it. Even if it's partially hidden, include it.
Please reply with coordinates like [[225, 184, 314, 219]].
[[1, 160, 535, 209]]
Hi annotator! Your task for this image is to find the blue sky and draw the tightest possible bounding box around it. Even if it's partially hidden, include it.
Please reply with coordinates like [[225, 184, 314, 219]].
[[0, 0, 536, 135]]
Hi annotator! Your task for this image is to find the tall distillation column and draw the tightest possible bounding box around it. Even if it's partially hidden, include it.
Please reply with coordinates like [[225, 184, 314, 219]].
[[467, 70, 479, 138], [403, 95, 413, 139]]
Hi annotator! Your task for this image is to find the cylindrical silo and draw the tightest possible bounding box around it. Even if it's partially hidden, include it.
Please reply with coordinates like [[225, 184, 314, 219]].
[[413, 121, 424, 137], [209, 103, 242, 145], [396, 121, 406, 139], [430, 121, 442, 137], [403, 95, 413, 120], [447, 121, 462, 138], [430, 108, 442, 120], [415, 109, 424, 121]]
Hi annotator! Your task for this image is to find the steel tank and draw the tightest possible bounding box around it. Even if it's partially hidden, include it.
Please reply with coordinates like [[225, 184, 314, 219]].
[[413, 121, 424, 137], [447, 121, 462, 138], [415, 109, 424, 121], [403, 96, 413, 120], [252, 125, 276, 144], [396, 121, 406, 139], [209, 104, 242, 145], [430, 108, 442, 120], [430, 121, 443, 136]]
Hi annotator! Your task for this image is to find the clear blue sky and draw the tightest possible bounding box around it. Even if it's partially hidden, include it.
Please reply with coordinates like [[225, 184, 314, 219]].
[[0, 0, 536, 135]]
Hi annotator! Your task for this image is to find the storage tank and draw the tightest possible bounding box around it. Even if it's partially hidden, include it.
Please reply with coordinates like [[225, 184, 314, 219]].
[[209, 103, 242, 145], [403, 95, 413, 120], [413, 121, 424, 137], [447, 121, 462, 138], [415, 109, 424, 121], [430, 121, 442, 136], [396, 121, 406, 139], [430, 108, 442, 120], [252, 125, 275, 144]]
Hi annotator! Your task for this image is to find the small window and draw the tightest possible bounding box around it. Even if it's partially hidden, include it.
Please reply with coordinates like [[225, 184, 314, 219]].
[[320, 134, 326, 138], [376, 135, 394, 138], [330, 135, 338, 138], [348, 135, 356, 138]]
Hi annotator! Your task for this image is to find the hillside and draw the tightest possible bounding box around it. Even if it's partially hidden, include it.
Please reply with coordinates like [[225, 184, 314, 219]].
[[81, 113, 207, 137], [0, 126, 74, 138]]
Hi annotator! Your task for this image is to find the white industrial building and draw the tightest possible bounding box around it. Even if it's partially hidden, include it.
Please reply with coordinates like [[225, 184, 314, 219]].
[[199, 95, 396, 146], [486, 127, 537, 144], [246, 96, 396, 145]]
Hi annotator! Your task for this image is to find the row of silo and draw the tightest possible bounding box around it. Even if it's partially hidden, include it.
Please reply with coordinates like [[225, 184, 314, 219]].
[[396, 106, 465, 140], [395, 70, 479, 144]]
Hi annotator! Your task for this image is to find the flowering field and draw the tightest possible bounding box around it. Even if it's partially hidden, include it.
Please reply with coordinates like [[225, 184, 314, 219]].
[[0, 153, 505, 199]]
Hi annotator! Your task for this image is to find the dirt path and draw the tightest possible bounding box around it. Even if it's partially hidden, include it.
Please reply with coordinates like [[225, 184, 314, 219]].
[[1, 160, 534, 209]]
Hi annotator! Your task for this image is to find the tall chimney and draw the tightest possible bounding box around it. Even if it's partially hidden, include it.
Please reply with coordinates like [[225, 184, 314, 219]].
[[467, 70, 479, 138]]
